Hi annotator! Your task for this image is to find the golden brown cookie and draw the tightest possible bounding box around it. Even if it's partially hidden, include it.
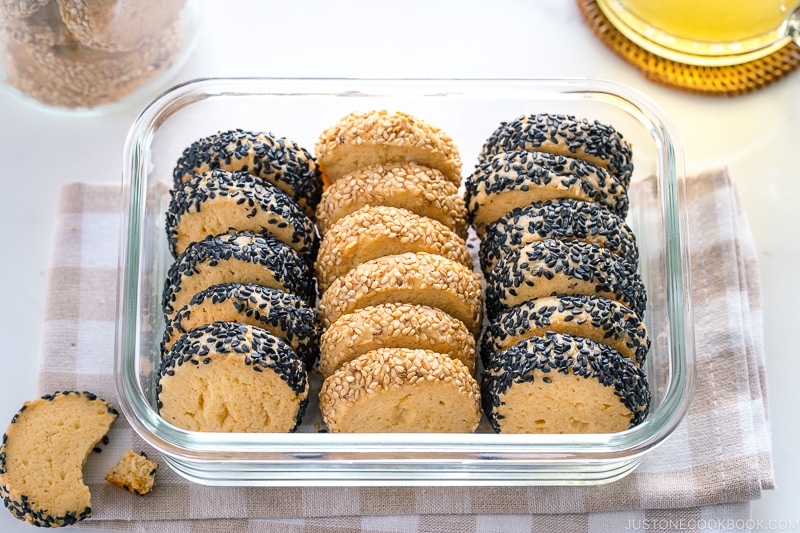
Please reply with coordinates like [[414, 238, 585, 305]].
[[104, 450, 158, 496]]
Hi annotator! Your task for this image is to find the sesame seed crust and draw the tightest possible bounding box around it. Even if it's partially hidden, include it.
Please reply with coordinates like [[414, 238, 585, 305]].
[[479, 198, 638, 278], [162, 230, 315, 319], [0, 391, 118, 527], [318, 251, 484, 335], [0, 0, 49, 18], [315, 162, 467, 239], [172, 129, 322, 219], [315, 205, 473, 293], [485, 238, 646, 319], [163, 282, 321, 369], [314, 110, 463, 187], [158, 321, 309, 433], [481, 332, 650, 433], [478, 113, 634, 186], [465, 150, 629, 236], [318, 303, 476, 379], [480, 294, 650, 367], [319, 348, 481, 433], [0, 1, 69, 48], [166, 168, 318, 260]]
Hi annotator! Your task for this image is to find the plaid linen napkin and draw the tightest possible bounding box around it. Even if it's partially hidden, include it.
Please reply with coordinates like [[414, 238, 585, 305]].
[[33, 168, 772, 532]]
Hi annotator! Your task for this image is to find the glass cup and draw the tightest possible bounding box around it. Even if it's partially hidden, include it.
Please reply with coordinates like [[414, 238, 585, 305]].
[[596, 0, 800, 66]]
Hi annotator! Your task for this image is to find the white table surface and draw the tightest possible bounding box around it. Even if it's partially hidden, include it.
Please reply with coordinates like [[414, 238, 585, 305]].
[[1, 1, 797, 531]]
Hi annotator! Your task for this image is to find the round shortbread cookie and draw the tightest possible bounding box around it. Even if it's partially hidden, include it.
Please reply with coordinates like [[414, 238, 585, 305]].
[[166, 168, 318, 259], [481, 332, 650, 433], [162, 231, 315, 319], [319, 348, 481, 433], [479, 198, 638, 278], [158, 321, 309, 432], [163, 283, 320, 369], [466, 150, 629, 236], [0, 0, 48, 18], [315, 205, 472, 293], [172, 129, 321, 219], [485, 238, 646, 319], [315, 162, 467, 239], [479, 294, 650, 366], [0, 391, 118, 527], [318, 251, 483, 335], [478, 113, 634, 186], [318, 303, 476, 379], [315, 110, 462, 187], [55, 0, 184, 52]]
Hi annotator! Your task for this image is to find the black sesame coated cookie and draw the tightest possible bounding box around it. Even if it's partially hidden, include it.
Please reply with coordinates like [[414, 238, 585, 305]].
[[0, 391, 118, 527], [158, 321, 309, 432], [163, 282, 321, 369], [481, 332, 650, 433], [172, 129, 322, 219], [166, 168, 318, 260], [478, 113, 634, 186], [161, 230, 316, 319], [479, 294, 650, 367], [479, 198, 639, 278], [465, 150, 629, 236], [484, 238, 646, 319]]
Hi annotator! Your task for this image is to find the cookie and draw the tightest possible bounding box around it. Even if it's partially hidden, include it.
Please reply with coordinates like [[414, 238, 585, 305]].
[[0, 391, 118, 527], [479, 198, 638, 278], [315, 110, 462, 187], [315, 205, 472, 293], [315, 162, 467, 239], [485, 238, 646, 319], [55, 0, 185, 52], [166, 168, 318, 259], [163, 283, 320, 369], [465, 150, 629, 237], [172, 129, 322, 219], [478, 113, 634, 186], [0, 1, 69, 47], [318, 251, 483, 335], [481, 332, 650, 433], [318, 303, 476, 379], [162, 231, 315, 319], [104, 450, 158, 496], [0, 0, 48, 18], [479, 294, 650, 366], [319, 348, 481, 433], [157, 321, 309, 432]]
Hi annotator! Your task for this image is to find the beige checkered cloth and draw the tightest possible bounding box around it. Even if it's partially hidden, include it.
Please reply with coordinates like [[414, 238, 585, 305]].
[[37, 168, 773, 532]]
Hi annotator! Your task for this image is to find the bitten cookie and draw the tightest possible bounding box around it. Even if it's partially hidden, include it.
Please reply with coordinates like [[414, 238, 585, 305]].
[[318, 251, 483, 335], [465, 150, 629, 236], [315, 162, 467, 239], [485, 238, 646, 319], [165, 168, 318, 259], [163, 283, 320, 369], [0, 391, 118, 527], [158, 322, 309, 433], [104, 450, 158, 496], [315, 205, 472, 293], [479, 198, 638, 278], [481, 332, 650, 433], [318, 303, 476, 379], [319, 348, 481, 433], [315, 110, 462, 187], [162, 231, 315, 319], [172, 129, 322, 219], [479, 294, 650, 366], [478, 113, 634, 186]]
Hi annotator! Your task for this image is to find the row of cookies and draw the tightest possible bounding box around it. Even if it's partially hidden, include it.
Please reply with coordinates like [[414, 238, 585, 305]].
[[311, 110, 484, 433], [0, 0, 186, 108], [465, 113, 651, 434], [157, 129, 323, 433]]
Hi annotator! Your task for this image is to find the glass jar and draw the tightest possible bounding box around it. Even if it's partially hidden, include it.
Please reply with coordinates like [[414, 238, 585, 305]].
[[0, 0, 205, 114]]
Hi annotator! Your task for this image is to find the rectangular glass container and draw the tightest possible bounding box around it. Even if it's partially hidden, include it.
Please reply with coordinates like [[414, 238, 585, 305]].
[[115, 78, 695, 486]]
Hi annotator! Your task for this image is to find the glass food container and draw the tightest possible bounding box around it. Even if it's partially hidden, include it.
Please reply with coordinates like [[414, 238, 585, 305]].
[[0, 0, 205, 114], [116, 77, 695, 486]]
